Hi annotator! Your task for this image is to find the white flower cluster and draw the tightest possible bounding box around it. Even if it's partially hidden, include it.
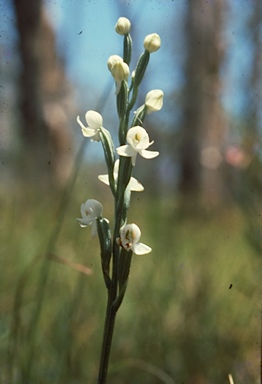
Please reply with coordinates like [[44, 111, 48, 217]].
[[76, 17, 164, 256]]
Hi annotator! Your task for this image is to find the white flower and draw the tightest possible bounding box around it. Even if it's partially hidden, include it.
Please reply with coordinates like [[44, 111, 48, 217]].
[[77, 199, 103, 236], [143, 33, 161, 53], [77, 110, 103, 142], [145, 90, 164, 114], [115, 17, 131, 35], [116, 126, 159, 166], [98, 159, 144, 191], [118, 223, 152, 255]]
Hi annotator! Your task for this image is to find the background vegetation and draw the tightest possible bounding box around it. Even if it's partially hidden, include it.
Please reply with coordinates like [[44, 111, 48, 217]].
[[1, 178, 261, 383]]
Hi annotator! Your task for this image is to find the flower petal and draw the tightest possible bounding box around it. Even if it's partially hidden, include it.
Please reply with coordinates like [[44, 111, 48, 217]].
[[139, 149, 159, 159], [85, 110, 103, 129], [132, 242, 152, 255], [82, 199, 103, 218], [76, 217, 92, 227], [127, 126, 150, 150], [77, 116, 99, 138], [91, 221, 98, 237], [90, 131, 101, 142], [80, 203, 88, 219], [82, 127, 97, 137], [115, 80, 122, 95], [128, 177, 144, 191], [113, 159, 120, 174], [98, 174, 110, 185], [131, 153, 137, 166], [116, 144, 136, 158], [145, 89, 164, 114], [107, 55, 123, 71]]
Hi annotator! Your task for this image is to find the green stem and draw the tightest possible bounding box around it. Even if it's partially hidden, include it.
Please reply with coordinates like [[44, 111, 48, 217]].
[[97, 295, 117, 384], [127, 85, 138, 113], [98, 192, 123, 383]]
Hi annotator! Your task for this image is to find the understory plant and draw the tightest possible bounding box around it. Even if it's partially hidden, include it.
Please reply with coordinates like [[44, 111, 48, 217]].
[[76, 17, 163, 384]]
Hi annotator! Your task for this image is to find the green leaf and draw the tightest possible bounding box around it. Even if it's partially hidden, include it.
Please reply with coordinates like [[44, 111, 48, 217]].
[[117, 157, 133, 202], [123, 33, 132, 66], [133, 50, 150, 88], [117, 80, 128, 119], [113, 247, 132, 311], [99, 128, 116, 195], [96, 217, 112, 289], [130, 105, 146, 127]]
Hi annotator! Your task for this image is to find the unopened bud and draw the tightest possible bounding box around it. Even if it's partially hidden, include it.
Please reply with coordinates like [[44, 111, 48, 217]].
[[145, 89, 164, 114], [115, 17, 131, 35], [143, 33, 161, 53], [107, 55, 123, 71], [111, 61, 130, 82]]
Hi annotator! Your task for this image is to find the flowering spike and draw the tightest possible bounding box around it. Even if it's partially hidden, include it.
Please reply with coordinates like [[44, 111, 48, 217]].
[[76, 18, 163, 381]]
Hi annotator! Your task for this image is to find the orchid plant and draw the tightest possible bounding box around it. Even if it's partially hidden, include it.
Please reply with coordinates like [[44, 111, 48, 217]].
[[76, 17, 163, 384]]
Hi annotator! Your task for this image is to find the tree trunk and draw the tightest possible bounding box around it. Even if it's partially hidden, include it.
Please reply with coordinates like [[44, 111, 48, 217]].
[[178, 0, 227, 211], [13, 0, 73, 187]]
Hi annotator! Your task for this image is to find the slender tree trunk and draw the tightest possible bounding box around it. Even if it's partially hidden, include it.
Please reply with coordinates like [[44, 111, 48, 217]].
[[13, 0, 50, 172], [178, 0, 227, 211], [13, 0, 73, 187]]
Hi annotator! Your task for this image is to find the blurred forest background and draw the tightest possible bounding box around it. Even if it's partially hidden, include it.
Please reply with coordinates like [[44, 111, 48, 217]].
[[1, 0, 262, 383]]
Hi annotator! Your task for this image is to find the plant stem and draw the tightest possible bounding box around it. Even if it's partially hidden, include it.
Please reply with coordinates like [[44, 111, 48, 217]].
[[97, 294, 117, 384], [98, 198, 121, 384]]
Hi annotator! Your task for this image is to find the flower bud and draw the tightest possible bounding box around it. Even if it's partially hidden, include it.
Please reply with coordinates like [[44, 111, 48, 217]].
[[107, 55, 123, 72], [143, 33, 161, 53], [111, 61, 130, 82], [115, 17, 131, 35], [145, 89, 164, 114]]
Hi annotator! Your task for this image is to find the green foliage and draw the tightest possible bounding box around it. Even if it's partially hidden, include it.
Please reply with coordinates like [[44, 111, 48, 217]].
[[0, 180, 260, 383]]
